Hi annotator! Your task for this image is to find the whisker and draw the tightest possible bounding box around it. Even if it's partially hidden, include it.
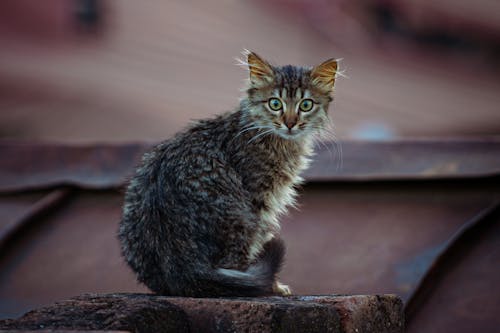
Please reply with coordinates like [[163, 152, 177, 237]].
[[309, 123, 343, 172], [314, 130, 336, 168], [233, 125, 274, 141], [315, 137, 333, 165], [248, 129, 275, 144], [326, 116, 343, 172]]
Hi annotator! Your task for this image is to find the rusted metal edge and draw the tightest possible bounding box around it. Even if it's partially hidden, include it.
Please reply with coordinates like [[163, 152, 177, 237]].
[[404, 201, 500, 326], [304, 172, 500, 183], [1, 139, 499, 193], [0, 141, 147, 194], [0, 182, 126, 195], [0, 173, 499, 196], [306, 138, 500, 182], [0, 188, 73, 254]]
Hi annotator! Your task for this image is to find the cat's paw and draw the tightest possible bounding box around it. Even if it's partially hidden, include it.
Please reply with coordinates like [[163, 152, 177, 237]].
[[273, 281, 292, 296]]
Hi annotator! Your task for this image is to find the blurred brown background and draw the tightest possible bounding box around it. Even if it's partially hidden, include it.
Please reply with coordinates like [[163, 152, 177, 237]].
[[1, 0, 499, 142]]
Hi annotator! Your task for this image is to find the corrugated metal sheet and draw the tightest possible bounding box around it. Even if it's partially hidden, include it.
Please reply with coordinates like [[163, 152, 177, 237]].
[[0, 140, 499, 333]]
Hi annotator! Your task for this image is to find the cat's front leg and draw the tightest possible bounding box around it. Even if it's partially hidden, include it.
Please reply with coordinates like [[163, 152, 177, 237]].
[[257, 236, 291, 296], [273, 280, 292, 296]]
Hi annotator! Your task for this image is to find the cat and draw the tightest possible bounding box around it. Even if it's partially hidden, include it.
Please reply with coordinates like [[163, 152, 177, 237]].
[[118, 51, 338, 297]]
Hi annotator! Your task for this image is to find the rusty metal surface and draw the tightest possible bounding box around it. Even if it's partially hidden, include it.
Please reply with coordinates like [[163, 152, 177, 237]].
[[0, 189, 72, 252], [407, 219, 500, 333], [307, 139, 500, 182], [404, 202, 500, 332], [0, 193, 46, 239], [0, 192, 145, 319], [1, 139, 499, 193], [404, 202, 500, 318], [0, 140, 499, 333], [0, 142, 146, 193]]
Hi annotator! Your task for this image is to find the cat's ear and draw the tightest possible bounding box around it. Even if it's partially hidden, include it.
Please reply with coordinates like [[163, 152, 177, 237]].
[[311, 58, 338, 92], [247, 51, 275, 87]]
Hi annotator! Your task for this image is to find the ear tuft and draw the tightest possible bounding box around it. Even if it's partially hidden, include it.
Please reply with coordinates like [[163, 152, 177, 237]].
[[246, 51, 274, 87], [311, 58, 338, 92]]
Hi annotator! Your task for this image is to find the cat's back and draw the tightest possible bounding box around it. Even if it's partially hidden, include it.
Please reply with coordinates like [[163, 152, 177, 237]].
[[137, 112, 227, 168], [126, 112, 240, 207]]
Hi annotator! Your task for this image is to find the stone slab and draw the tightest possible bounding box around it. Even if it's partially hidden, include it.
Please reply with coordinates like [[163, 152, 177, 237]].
[[0, 293, 403, 333]]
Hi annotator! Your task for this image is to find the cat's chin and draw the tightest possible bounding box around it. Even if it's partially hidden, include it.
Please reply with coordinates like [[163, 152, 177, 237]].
[[275, 130, 307, 141]]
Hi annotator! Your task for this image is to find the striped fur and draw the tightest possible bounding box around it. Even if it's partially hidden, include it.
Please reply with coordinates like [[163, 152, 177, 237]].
[[118, 51, 338, 297]]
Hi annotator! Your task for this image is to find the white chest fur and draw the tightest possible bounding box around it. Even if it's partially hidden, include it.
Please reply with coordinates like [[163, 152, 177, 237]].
[[248, 142, 314, 261]]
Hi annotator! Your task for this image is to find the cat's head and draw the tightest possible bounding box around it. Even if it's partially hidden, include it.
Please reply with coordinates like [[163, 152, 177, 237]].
[[243, 51, 338, 141]]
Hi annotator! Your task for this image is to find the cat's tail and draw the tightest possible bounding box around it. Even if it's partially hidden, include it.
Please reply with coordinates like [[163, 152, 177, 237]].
[[202, 237, 286, 297]]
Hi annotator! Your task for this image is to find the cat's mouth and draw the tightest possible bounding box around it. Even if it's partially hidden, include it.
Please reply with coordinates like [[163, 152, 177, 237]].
[[276, 128, 303, 140]]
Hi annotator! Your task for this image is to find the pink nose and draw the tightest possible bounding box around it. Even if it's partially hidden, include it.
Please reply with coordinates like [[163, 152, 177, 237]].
[[285, 118, 297, 129]]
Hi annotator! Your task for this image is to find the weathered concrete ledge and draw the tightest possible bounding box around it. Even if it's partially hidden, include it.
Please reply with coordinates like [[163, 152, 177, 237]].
[[0, 293, 404, 333]]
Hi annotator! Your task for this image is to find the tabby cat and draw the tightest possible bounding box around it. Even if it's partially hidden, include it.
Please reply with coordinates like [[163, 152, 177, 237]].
[[118, 51, 338, 297]]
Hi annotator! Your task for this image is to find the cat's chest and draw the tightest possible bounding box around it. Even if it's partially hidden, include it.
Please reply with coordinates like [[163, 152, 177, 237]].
[[232, 137, 313, 222], [238, 138, 314, 261], [258, 153, 311, 228], [246, 153, 311, 261]]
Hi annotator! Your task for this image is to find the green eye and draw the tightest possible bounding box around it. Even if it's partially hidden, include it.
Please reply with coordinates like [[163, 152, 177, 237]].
[[268, 98, 283, 111], [299, 99, 314, 112]]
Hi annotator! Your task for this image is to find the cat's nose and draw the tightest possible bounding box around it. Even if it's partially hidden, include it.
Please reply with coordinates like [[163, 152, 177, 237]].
[[285, 118, 297, 129]]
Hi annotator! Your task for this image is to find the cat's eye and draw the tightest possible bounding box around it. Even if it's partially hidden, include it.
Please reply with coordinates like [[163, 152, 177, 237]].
[[299, 99, 314, 112], [268, 98, 283, 111]]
